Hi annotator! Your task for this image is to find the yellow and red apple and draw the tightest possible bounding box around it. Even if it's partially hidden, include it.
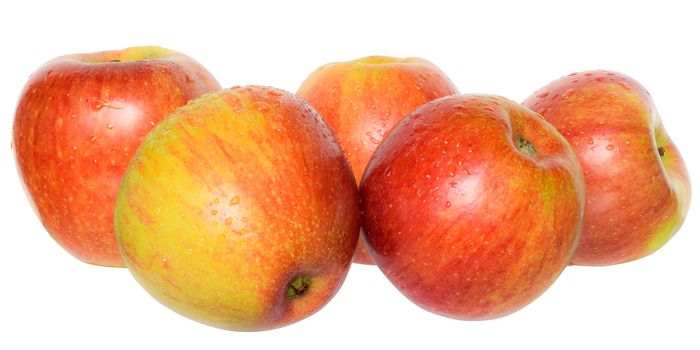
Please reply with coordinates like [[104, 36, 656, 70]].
[[297, 56, 458, 264], [524, 71, 691, 265], [115, 86, 360, 331], [12, 46, 220, 266], [360, 95, 584, 319]]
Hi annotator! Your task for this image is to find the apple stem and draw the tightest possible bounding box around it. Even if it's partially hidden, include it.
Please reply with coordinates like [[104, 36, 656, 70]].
[[516, 135, 537, 156], [658, 147, 665, 157], [286, 275, 311, 299]]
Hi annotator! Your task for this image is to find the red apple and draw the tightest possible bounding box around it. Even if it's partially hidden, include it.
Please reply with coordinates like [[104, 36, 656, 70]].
[[12, 46, 221, 267], [360, 94, 584, 319], [115, 86, 360, 331], [523, 71, 691, 265], [297, 56, 458, 264]]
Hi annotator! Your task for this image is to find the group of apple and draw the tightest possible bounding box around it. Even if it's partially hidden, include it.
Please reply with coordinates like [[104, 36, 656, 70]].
[[12, 46, 690, 331]]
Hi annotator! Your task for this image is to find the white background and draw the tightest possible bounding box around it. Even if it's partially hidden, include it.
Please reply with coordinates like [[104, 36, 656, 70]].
[[1, 1, 698, 349]]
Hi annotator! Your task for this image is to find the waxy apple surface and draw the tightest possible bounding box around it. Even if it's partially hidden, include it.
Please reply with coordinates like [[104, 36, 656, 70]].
[[361, 95, 584, 319], [12, 46, 220, 266], [115, 86, 360, 331], [298, 56, 458, 264], [524, 71, 691, 265]]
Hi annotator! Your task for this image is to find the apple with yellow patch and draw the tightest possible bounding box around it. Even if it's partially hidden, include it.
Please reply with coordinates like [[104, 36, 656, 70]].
[[524, 71, 690, 265], [298, 56, 458, 264], [115, 86, 360, 331], [13, 46, 220, 266]]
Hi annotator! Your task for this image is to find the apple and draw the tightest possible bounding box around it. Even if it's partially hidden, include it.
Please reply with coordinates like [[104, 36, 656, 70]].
[[523, 71, 691, 265], [360, 94, 584, 319], [115, 86, 360, 331], [297, 56, 458, 264], [12, 46, 220, 267]]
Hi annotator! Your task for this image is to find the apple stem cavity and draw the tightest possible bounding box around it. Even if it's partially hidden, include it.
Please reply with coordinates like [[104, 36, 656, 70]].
[[286, 275, 311, 299], [658, 147, 666, 157], [516, 135, 537, 156]]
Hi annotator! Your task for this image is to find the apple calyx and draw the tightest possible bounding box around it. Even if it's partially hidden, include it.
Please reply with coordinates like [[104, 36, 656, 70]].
[[657, 147, 666, 157], [286, 275, 311, 299], [515, 135, 537, 156]]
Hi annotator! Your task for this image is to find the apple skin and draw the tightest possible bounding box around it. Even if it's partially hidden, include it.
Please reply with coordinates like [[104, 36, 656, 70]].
[[297, 56, 458, 264], [523, 71, 691, 265], [360, 94, 584, 320], [115, 86, 360, 331], [12, 46, 220, 267]]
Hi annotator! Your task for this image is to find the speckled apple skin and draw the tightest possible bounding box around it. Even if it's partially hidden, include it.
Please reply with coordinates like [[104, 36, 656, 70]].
[[361, 95, 584, 320], [524, 71, 690, 265], [298, 56, 458, 264], [115, 86, 360, 331], [13, 46, 221, 267]]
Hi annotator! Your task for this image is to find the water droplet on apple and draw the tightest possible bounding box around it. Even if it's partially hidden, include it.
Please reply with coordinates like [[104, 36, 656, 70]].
[[266, 89, 282, 97], [211, 210, 218, 216], [106, 124, 114, 129], [584, 72, 593, 76], [619, 82, 632, 90], [605, 144, 614, 150], [587, 138, 594, 145], [537, 92, 549, 98], [595, 76, 605, 82], [225, 217, 233, 225], [445, 201, 452, 208], [91, 101, 106, 111], [562, 89, 575, 99], [449, 182, 458, 188], [229, 195, 240, 206]]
